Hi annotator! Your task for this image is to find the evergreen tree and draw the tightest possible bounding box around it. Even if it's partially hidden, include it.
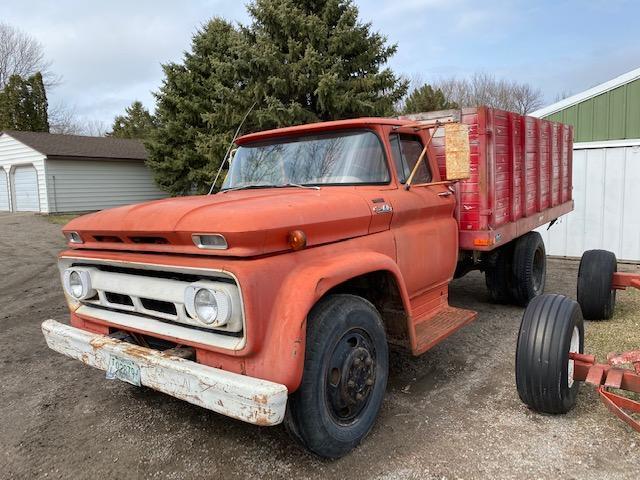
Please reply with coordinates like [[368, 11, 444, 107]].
[[147, 0, 408, 195], [146, 19, 247, 195], [402, 83, 458, 115], [241, 0, 408, 127], [0, 72, 49, 131], [108, 101, 156, 139]]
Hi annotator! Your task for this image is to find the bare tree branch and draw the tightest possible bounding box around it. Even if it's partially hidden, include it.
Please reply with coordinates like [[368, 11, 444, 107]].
[[432, 73, 544, 114], [48, 102, 107, 136], [48, 102, 83, 134], [0, 22, 59, 89]]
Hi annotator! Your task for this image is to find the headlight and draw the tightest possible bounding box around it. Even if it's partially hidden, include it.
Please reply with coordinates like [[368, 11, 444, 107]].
[[184, 285, 231, 327], [195, 289, 218, 324], [62, 268, 94, 300]]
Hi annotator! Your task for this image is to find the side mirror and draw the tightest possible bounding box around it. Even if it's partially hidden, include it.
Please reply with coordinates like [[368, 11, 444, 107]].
[[228, 148, 238, 164], [444, 123, 470, 181]]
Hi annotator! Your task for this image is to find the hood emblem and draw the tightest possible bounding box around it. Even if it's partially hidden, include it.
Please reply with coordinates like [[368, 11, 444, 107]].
[[373, 204, 392, 214]]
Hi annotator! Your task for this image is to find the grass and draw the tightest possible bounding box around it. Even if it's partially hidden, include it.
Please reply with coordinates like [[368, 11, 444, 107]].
[[44, 214, 79, 225], [585, 288, 640, 361]]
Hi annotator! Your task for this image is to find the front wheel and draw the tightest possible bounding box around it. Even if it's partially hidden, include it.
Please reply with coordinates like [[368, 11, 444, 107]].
[[285, 294, 389, 459], [515, 294, 584, 414]]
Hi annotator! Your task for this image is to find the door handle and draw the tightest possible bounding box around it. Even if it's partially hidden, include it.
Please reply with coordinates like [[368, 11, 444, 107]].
[[438, 191, 452, 197]]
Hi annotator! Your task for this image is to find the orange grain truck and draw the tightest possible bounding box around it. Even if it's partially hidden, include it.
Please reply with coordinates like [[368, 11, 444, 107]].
[[43, 107, 573, 458]]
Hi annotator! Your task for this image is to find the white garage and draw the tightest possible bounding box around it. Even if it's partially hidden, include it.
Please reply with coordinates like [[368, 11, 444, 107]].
[[0, 130, 167, 214], [0, 168, 9, 211], [12, 164, 40, 211], [532, 67, 640, 262]]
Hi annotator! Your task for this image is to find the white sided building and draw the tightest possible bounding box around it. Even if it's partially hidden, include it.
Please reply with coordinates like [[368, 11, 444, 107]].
[[532, 67, 640, 262], [0, 131, 167, 214]]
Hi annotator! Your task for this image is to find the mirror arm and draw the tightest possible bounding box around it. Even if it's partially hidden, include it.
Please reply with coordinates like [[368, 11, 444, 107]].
[[404, 122, 441, 190]]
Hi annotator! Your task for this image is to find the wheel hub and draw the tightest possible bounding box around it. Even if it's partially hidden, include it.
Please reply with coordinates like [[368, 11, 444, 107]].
[[326, 330, 376, 423], [341, 347, 374, 404]]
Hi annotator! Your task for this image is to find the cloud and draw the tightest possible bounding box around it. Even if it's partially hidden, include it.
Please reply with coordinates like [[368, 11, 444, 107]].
[[3, 0, 639, 125]]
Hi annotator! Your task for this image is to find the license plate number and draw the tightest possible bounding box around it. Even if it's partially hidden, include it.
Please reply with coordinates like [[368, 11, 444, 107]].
[[106, 355, 141, 387]]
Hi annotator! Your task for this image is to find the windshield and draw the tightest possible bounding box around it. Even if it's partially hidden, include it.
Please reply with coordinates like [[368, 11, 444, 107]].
[[222, 130, 390, 189]]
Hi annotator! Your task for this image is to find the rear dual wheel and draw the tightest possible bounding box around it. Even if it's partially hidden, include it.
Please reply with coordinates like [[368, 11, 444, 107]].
[[285, 294, 388, 459], [485, 232, 546, 306]]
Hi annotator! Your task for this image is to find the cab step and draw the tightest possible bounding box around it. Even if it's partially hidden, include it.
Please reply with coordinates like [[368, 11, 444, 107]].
[[411, 305, 477, 355]]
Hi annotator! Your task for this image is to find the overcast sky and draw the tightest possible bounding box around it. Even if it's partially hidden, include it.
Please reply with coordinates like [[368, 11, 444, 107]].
[[4, 0, 639, 129]]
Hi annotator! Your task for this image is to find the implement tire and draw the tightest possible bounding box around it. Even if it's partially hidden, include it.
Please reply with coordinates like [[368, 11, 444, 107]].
[[577, 249, 617, 320], [515, 294, 584, 414]]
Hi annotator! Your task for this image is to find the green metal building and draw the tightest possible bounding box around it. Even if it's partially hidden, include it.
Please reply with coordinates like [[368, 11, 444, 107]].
[[535, 69, 640, 142], [532, 68, 640, 262]]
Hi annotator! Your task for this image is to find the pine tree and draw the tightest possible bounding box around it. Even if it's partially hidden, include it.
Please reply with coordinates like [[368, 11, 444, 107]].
[[146, 19, 248, 195], [108, 101, 156, 139], [147, 0, 408, 195], [241, 0, 408, 127], [402, 83, 458, 115], [0, 72, 49, 132]]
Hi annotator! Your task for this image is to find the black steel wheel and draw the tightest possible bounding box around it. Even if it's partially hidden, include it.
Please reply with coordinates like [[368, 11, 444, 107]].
[[577, 249, 617, 320], [511, 232, 546, 306], [284, 294, 388, 459], [515, 294, 584, 414]]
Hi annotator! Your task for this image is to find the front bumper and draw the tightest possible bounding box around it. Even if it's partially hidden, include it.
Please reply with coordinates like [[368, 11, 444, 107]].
[[41, 319, 288, 426]]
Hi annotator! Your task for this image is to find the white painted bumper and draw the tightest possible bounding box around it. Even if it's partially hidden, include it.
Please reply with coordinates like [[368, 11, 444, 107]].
[[41, 319, 288, 426]]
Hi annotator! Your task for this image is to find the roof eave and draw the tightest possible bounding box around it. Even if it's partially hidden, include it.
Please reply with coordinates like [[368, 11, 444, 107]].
[[531, 66, 640, 118], [236, 117, 408, 145]]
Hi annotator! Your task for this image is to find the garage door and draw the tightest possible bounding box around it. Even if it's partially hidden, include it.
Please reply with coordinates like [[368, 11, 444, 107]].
[[13, 165, 39, 212], [0, 169, 9, 211], [538, 143, 640, 262]]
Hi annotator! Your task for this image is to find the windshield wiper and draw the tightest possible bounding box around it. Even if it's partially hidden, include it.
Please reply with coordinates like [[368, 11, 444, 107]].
[[219, 184, 273, 193], [276, 183, 321, 190], [220, 183, 321, 193]]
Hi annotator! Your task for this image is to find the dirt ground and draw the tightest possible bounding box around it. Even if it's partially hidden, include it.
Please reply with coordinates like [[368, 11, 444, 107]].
[[1, 212, 639, 480]]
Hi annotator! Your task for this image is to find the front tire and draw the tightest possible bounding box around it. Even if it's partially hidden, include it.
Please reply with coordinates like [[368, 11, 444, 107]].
[[515, 294, 584, 414], [577, 250, 617, 320], [285, 294, 389, 459]]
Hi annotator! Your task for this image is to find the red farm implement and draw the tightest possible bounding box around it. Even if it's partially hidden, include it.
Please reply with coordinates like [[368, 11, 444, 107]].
[[516, 250, 640, 432]]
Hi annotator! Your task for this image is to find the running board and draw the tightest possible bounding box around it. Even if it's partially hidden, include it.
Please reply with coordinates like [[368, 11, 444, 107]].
[[411, 306, 477, 355]]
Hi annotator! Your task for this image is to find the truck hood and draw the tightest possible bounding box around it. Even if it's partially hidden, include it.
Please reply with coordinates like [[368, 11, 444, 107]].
[[63, 189, 384, 257]]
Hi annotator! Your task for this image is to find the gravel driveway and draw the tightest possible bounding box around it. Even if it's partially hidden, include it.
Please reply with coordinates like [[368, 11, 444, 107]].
[[1, 212, 638, 479]]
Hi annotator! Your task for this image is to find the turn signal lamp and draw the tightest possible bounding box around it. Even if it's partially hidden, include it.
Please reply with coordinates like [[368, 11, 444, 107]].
[[473, 238, 494, 247]]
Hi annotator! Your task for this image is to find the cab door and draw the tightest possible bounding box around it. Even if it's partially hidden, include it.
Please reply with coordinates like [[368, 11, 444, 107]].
[[386, 130, 458, 298]]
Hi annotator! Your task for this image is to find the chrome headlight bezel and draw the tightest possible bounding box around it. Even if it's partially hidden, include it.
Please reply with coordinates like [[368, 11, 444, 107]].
[[65, 231, 84, 244], [62, 268, 95, 300], [184, 284, 232, 327], [192, 233, 228, 250]]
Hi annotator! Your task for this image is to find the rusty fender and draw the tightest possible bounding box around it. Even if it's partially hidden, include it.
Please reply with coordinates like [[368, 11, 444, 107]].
[[41, 319, 288, 426], [267, 250, 411, 392]]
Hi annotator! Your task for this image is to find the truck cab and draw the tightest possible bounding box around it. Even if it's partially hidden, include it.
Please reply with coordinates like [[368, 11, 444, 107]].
[[43, 111, 572, 458]]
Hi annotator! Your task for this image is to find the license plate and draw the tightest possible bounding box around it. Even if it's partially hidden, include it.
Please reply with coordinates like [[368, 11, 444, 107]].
[[106, 355, 141, 387]]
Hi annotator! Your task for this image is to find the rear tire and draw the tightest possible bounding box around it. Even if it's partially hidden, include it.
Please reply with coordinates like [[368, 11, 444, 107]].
[[285, 294, 388, 459], [485, 244, 515, 303], [511, 232, 546, 306], [577, 250, 617, 320], [515, 294, 584, 414]]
